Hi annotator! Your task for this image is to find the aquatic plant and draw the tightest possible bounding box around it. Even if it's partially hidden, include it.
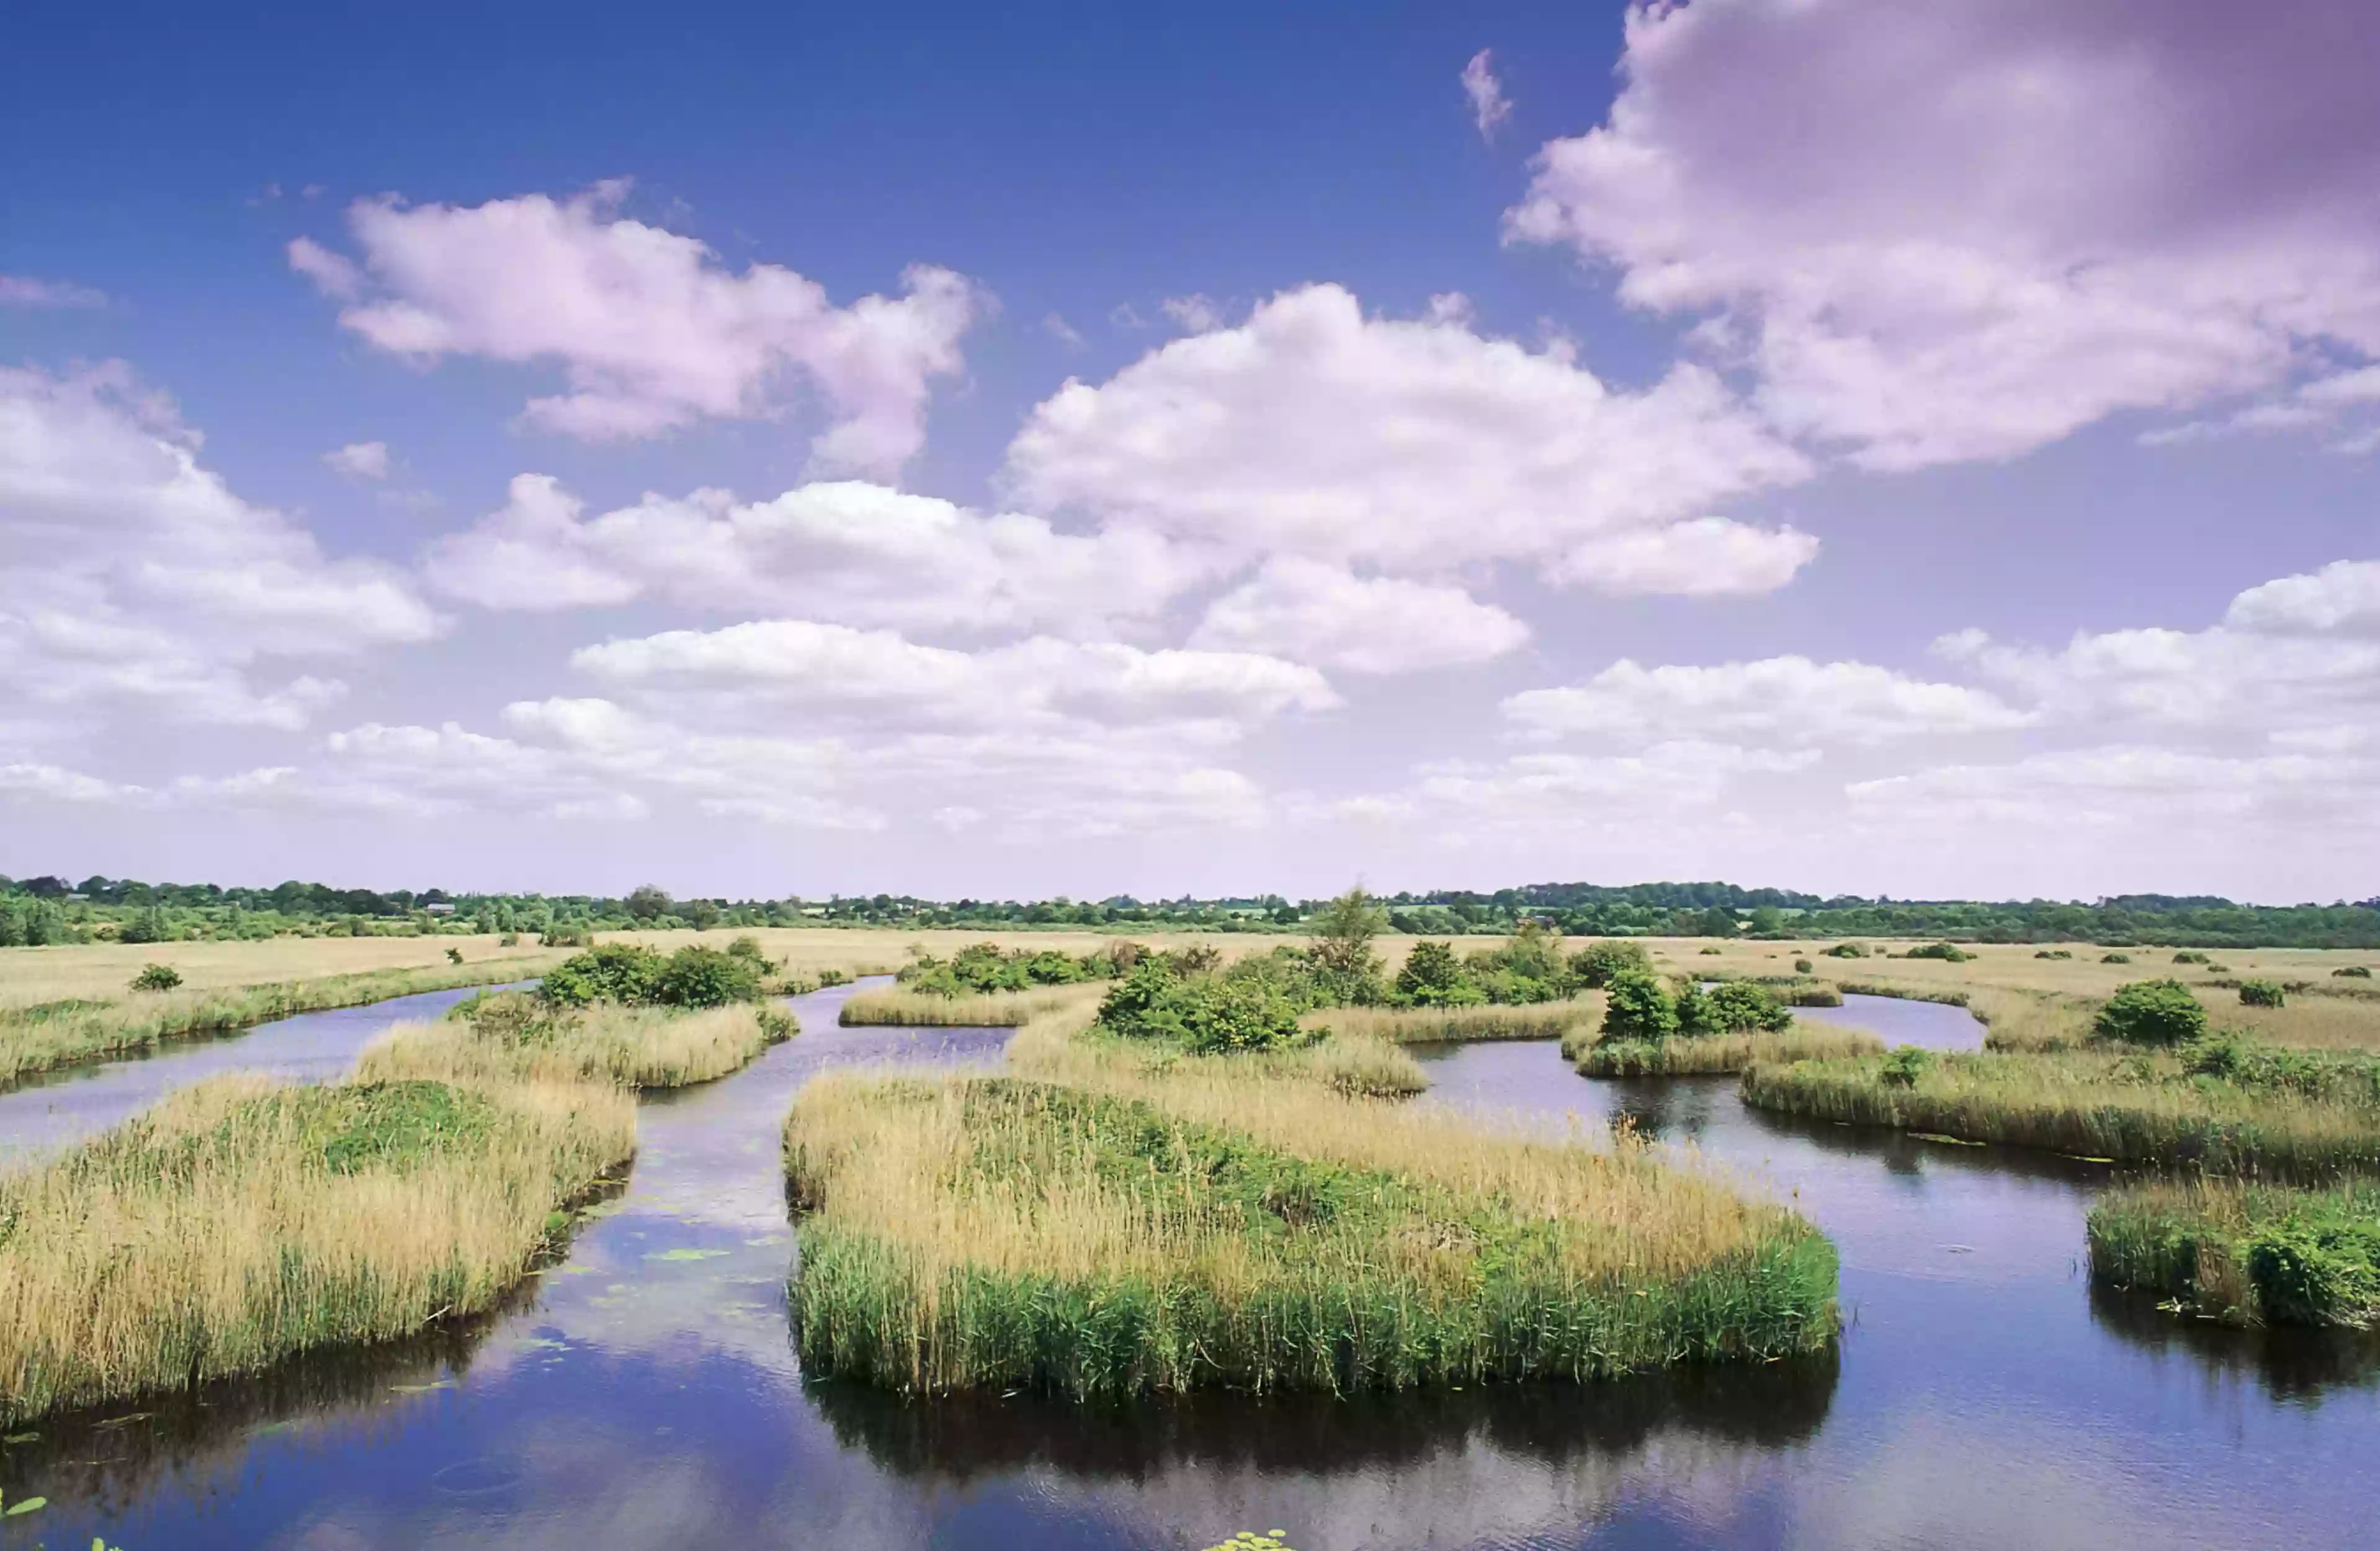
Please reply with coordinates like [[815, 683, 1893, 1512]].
[[2093, 980, 2208, 1047], [0, 1070, 632, 1426], [2090, 1178, 2380, 1328], [785, 1075, 1838, 1397]]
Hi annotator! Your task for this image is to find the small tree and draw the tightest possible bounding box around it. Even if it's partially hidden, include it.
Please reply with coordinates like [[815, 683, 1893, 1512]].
[[1599, 969, 1678, 1043], [1307, 885, 1389, 1001], [1706, 980, 1794, 1034], [624, 884, 673, 923], [1570, 939, 1652, 989], [1394, 940, 1481, 1007], [655, 945, 765, 1007], [2093, 979, 2208, 1046]]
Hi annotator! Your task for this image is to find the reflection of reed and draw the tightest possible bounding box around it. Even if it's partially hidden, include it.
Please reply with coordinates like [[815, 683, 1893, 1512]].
[[2086, 1281, 2380, 1403], [1737, 1098, 2119, 1186], [802, 1346, 1839, 1485]]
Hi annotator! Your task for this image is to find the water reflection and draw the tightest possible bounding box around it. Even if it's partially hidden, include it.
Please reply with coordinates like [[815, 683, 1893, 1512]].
[[2087, 1281, 2380, 1404]]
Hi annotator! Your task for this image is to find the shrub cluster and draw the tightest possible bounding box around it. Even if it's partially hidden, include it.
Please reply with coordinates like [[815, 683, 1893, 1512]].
[[1568, 937, 1654, 988], [2336, 966, 2374, 979], [2101, 952, 2134, 964], [129, 962, 184, 993], [2239, 979, 2288, 1009], [538, 943, 766, 1009], [897, 941, 1130, 998], [2036, 949, 2074, 960], [2172, 950, 2210, 965], [2092, 979, 2208, 1047], [1904, 941, 1974, 962], [1822, 942, 1867, 959], [1594, 970, 1792, 1050], [1394, 924, 1581, 1008], [1094, 954, 1309, 1054]]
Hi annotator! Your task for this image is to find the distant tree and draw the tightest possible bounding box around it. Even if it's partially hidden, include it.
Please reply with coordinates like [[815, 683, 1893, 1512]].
[[625, 884, 672, 923], [1570, 939, 1653, 989], [1308, 885, 1389, 983]]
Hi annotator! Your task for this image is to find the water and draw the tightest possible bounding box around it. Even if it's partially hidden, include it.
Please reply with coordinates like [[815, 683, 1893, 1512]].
[[4, 988, 2376, 1550], [0, 982, 529, 1169], [1792, 991, 1989, 1052]]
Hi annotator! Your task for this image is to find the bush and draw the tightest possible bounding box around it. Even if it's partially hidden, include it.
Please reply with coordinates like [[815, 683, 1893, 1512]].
[[116, 907, 171, 945], [1569, 939, 1652, 989], [2337, 966, 2374, 979], [2172, 951, 2209, 965], [541, 926, 594, 949], [1794, 958, 1814, 973], [1599, 969, 1678, 1043], [1393, 941, 1483, 1008], [2093, 979, 2208, 1047], [2036, 949, 2074, 960], [654, 946, 767, 1008], [1905, 941, 1973, 962], [128, 963, 183, 993], [1095, 959, 1304, 1053], [1822, 942, 1867, 959], [1704, 980, 1794, 1034], [2239, 980, 2287, 1009], [540, 944, 667, 1006], [445, 947, 463, 965], [1697, 945, 1724, 956], [1877, 1046, 1934, 1088], [727, 935, 768, 962], [2101, 952, 2132, 964]]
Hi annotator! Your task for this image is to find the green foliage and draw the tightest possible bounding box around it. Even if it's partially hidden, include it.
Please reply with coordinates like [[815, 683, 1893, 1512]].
[[1460, 921, 1573, 1004], [1877, 1046, 1934, 1088], [2247, 1215, 2380, 1326], [1794, 958, 1814, 973], [2093, 980, 2208, 1046], [1704, 980, 1794, 1034], [539, 943, 764, 1009], [1822, 942, 1867, 959], [2101, 952, 2133, 964], [2036, 949, 2074, 959], [2337, 965, 2374, 978], [128, 963, 183, 993], [1393, 940, 1482, 1007], [115, 906, 171, 945], [540, 926, 594, 949], [2239, 979, 2286, 1008], [898, 940, 1119, 997], [1599, 969, 1679, 1043], [654, 945, 766, 1008], [727, 934, 768, 962], [624, 883, 672, 922], [1094, 959, 1304, 1054], [1698, 945, 1724, 955], [2172, 950, 2210, 965], [1904, 941, 1973, 962], [2090, 1181, 2380, 1328], [1569, 938, 1653, 988], [1307, 885, 1389, 988]]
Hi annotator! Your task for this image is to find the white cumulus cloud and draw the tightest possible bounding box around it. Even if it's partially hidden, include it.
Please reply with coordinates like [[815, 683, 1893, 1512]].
[[1507, 656, 2033, 748], [1189, 558, 1529, 673]]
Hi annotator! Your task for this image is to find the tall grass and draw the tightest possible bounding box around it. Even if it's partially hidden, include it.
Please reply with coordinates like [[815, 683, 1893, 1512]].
[[1570, 1024, 1883, 1078], [784, 1075, 1837, 1397], [1302, 996, 1603, 1044], [839, 985, 1099, 1028], [2089, 1178, 2380, 1327], [356, 996, 795, 1090], [0, 1071, 633, 1425], [0, 958, 561, 1087], [1740, 1049, 2380, 1176]]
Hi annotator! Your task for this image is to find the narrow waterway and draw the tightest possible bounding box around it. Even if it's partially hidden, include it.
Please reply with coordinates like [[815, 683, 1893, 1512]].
[[4, 985, 2376, 1551], [0, 982, 529, 1170]]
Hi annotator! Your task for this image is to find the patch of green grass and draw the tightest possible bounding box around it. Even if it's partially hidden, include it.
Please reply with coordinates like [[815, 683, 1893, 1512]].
[[2089, 1178, 2380, 1327], [785, 1076, 1838, 1397], [1568, 1023, 1882, 1076]]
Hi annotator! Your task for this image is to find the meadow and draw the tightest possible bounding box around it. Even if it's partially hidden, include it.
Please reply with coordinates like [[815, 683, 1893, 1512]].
[[0, 1070, 633, 1425]]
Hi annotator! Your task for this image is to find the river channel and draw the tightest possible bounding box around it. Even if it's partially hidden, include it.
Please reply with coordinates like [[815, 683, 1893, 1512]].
[[4, 983, 2376, 1550]]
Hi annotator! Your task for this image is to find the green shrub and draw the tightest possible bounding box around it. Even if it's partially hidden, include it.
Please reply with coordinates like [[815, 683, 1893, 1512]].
[[2335, 966, 2374, 979], [116, 906, 172, 945], [540, 926, 594, 949], [2035, 949, 2074, 960], [1905, 941, 1973, 962], [540, 944, 666, 1006], [1704, 980, 1794, 1034], [1697, 945, 1724, 955], [129, 963, 183, 993], [1877, 1046, 1934, 1088], [1568, 939, 1652, 989], [655, 945, 767, 1008], [445, 947, 464, 965], [2101, 952, 2132, 964], [2239, 980, 2287, 1009], [2245, 1216, 2380, 1326], [1821, 942, 1866, 959], [1794, 958, 1814, 973], [1598, 969, 1678, 1043], [1392, 940, 1483, 1008], [1095, 960, 1304, 1053], [2172, 950, 2209, 965], [2093, 979, 2208, 1047], [727, 935, 768, 962]]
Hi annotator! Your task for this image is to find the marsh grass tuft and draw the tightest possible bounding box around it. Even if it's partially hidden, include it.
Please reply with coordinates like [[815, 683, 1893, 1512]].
[[1303, 999, 1600, 1045], [356, 993, 794, 1090], [839, 985, 1098, 1028], [784, 1073, 1837, 1397], [0, 1071, 633, 1425], [1568, 1022, 1883, 1077], [2089, 1178, 2380, 1327]]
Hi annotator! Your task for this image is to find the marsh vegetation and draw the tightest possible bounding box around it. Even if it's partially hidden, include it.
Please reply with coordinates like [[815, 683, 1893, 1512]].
[[2090, 1178, 2380, 1328]]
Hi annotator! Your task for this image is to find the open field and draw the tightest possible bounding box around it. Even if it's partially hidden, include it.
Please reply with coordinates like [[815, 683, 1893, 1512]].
[[2089, 1178, 2380, 1328], [356, 996, 796, 1090], [1569, 1023, 1885, 1077], [1740, 1047, 2380, 1176], [0, 1071, 633, 1425], [785, 1068, 1838, 1397]]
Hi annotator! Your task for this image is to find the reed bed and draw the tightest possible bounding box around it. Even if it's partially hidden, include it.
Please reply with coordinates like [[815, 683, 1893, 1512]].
[[1740, 1050, 2380, 1176], [0, 1071, 633, 1425], [839, 985, 1101, 1028], [784, 1073, 1837, 1397], [0, 957, 560, 1087], [356, 996, 795, 1090], [2088, 1178, 2380, 1328], [1569, 1024, 1884, 1078], [1300, 996, 1603, 1045]]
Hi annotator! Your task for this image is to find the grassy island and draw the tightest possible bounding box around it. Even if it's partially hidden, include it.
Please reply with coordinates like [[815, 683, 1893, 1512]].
[[1570, 1022, 1883, 1077], [2089, 1179, 2380, 1328], [785, 997, 1840, 1397], [0, 1070, 632, 1425], [358, 993, 794, 1089]]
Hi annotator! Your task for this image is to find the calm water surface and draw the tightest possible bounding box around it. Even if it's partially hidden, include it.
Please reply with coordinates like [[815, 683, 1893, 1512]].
[[4, 983, 2376, 1550]]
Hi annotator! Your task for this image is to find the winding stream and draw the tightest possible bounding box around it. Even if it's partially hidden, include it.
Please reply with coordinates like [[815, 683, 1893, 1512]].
[[3, 982, 2376, 1550]]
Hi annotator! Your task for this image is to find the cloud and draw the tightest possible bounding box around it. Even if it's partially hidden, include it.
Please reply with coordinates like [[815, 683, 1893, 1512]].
[[1506, 656, 2032, 747], [0, 275, 107, 309], [1042, 312, 1086, 347], [1847, 745, 2378, 832], [323, 440, 391, 481], [424, 473, 1214, 635], [1507, 0, 2380, 469], [1461, 50, 1513, 141], [2223, 558, 2380, 635], [0, 365, 439, 734], [1189, 558, 1529, 672], [290, 184, 985, 476], [1160, 294, 1225, 333], [1339, 740, 1817, 843], [571, 619, 1340, 728], [1004, 283, 1812, 579], [1550, 516, 1818, 596]]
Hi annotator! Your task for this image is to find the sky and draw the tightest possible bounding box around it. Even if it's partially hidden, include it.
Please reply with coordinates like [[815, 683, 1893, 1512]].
[[2, 0, 2376, 904]]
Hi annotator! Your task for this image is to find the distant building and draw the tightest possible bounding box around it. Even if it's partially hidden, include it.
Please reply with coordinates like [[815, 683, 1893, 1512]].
[[425, 903, 457, 915]]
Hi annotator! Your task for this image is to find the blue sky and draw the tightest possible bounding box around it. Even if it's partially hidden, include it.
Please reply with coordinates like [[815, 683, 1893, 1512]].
[[3, 0, 2376, 901]]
